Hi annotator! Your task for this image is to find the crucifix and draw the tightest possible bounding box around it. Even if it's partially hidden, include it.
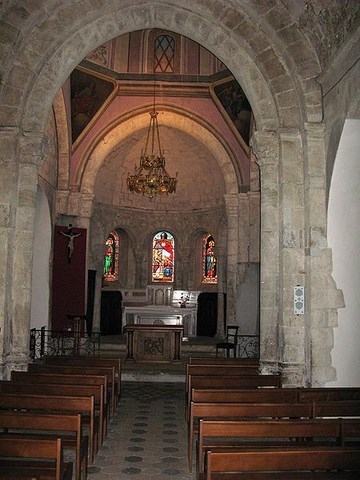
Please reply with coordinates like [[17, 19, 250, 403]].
[[60, 224, 82, 263]]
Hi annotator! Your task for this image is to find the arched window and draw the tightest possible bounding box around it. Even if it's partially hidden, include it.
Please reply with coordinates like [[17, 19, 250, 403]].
[[154, 34, 175, 73], [152, 231, 174, 283], [103, 231, 119, 281], [202, 234, 217, 284]]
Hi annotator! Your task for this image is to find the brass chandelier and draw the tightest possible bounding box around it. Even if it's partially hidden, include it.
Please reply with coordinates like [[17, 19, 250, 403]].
[[127, 101, 178, 198]]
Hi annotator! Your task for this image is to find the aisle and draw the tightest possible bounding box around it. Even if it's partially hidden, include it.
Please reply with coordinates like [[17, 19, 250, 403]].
[[88, 381, 195, 479]]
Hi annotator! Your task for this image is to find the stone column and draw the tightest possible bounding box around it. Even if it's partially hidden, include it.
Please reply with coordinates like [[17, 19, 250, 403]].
[[224, 194, 239, 328], [278, 130, 307, 386], [250, 131, 280, 375], [0, 132, 44, 379], [215, 244, 226, 337], [304, 123, 342, 386]]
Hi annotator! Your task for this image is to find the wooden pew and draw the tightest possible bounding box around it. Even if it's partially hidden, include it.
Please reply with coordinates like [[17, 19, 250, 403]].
[[298, 387, 360, 402], [188, 356, 259, 366], [0, 393, 98, 464], [188, 387, 298, 420], [0, 379, 107, 444], [185, 364, 260, 398], [189, 387, 360, 419], [187, 374, 282, 411], [11, 370, 109, 419], [28, 363, 117, 415], [189, 400, 360, 471], [201, 446, 360, 479], [0, 436, 73, 480], [44, 355, 121, 406], [188, 401, 314, 470], [197, 417, 360, 477], [0, 411, 87, 480]]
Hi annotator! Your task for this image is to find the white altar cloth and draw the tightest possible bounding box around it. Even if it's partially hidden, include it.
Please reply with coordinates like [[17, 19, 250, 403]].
[[123, 305, 197, 337]]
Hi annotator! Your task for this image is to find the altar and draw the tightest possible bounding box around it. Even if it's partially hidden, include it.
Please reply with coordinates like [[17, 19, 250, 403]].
[[124, 324, 183, 363], [122, 287, 200, 339], [123, 305, 197, 338]]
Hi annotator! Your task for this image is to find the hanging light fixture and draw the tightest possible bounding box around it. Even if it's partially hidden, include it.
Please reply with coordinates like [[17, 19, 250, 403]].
[[127, 84, 178, 198]]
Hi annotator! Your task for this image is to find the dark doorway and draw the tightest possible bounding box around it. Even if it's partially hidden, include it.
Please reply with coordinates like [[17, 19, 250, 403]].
[[86, 270, 96, 335], [100, 291, 122, 335], [197, 292, 218, 337]]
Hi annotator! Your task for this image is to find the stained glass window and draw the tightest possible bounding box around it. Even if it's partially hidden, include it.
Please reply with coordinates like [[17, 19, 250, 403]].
[[202, 234, 217, 284], [103, 231, 119, 281], [154, 35, 175, 73], [152, 231, 174, 283]]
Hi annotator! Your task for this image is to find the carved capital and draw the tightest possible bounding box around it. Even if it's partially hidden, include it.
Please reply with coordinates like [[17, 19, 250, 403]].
[[250, 131, 279, 168]]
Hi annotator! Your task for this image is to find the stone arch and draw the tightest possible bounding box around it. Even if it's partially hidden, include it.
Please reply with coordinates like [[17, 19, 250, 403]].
[[53, 89, 71, 190], [78, 105, 240, 196], [0, 1, 322, 139]]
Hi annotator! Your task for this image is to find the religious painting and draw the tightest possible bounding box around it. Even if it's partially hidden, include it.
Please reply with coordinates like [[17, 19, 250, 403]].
[[152, 231, 174, 283], [70, 67, 115, 144], [212, 77, 252, 146], [202, 234, 217, 284], [103, 231, 119, 282]]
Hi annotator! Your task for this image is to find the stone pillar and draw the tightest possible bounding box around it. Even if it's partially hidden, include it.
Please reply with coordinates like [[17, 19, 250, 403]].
[[215, 243, 226, 337], [237, 192, 250, 281], [251, 132, 280, 375], [135, 251, 145, 288], [224, 194, 239, 327], [304, 123, 342, 386], [0, 132, 44, 379], [278, 130, 307, 386]]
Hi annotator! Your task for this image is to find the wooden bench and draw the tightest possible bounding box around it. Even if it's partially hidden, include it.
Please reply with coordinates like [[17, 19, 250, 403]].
[[188, 401, 314, 470], [201, 446, 360, 479], [44, 355, 121, 406], [12, 370, 109, 420], [188, 387, 297, 420], [0, 379, 107, 444], [0, 393, 98, 464], [197, 417, 360, 477], [187, 374, 282, 411], [189, 387, 360, 419], [189, 399, 360, 471], [0, 436, 73, 480], [28, 363, 117, 415], [188, 356, 259, 366], [186, 364, 260, 398], [298, 387, 360, 402], [0, 411, 87, 480]]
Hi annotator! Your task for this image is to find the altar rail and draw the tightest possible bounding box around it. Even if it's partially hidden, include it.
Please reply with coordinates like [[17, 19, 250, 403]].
[[29, 327, 101, 359], [236, 335, 260, 359]]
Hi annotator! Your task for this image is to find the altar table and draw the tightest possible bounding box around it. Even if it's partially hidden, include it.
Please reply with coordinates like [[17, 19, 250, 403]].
[[124, 324, 184, 363]]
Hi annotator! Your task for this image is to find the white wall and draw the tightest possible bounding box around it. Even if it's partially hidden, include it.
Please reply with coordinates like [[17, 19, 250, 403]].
[[327, 119, 360, 386], [30, 186, 52, 329]]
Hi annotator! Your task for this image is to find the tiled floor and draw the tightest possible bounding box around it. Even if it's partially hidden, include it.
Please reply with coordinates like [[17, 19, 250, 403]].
[[88, 381, 195, 479]]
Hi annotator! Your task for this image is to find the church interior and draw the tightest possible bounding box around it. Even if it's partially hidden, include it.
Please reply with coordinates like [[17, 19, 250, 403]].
[[0, 0, 359, 387], [0, 2, 360, 475]]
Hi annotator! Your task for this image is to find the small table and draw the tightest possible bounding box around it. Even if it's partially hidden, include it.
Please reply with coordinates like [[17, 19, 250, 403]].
[[124, 324, 183, 363]]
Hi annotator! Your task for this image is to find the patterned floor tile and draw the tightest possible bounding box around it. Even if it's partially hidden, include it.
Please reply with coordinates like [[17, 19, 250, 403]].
[[88, 381, 195, 479]]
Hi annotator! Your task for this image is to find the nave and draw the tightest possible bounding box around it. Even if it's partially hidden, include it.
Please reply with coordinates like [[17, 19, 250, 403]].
[[88, 381, 194, 479]]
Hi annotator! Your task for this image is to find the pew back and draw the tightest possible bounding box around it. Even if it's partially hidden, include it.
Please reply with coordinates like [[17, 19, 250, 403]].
[[0, 411, 87, 480], [0, 379, 106, 444], [44, 355, 121, 405], [0, 393, 97, 464], [28, 363, 116, 414], [203, 447, 360, 479], [0, 436, 73, 480]]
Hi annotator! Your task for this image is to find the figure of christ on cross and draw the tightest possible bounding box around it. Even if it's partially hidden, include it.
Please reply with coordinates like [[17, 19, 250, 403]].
[[60, 224, 82, 263]]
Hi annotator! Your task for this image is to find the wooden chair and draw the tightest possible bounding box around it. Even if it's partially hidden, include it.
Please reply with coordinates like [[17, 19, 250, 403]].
[[215, 325, 239, 358]]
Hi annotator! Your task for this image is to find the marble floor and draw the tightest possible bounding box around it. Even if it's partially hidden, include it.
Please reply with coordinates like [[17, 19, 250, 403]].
[[87, 381, 195, 480]]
